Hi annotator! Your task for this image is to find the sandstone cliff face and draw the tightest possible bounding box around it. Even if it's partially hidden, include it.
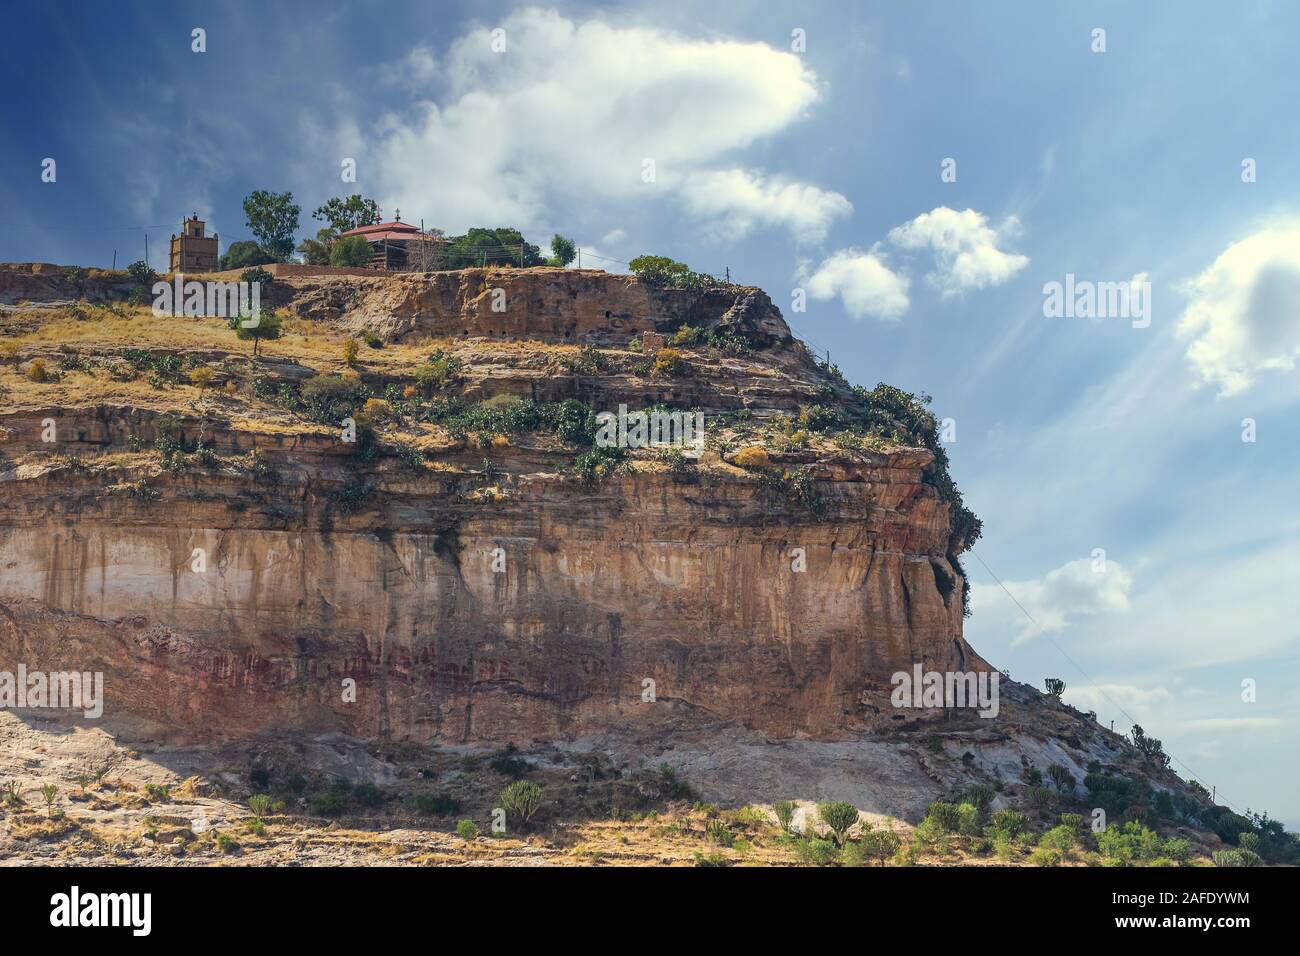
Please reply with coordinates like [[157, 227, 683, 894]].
[[277, 267, 796, 350], [0, 265, 982, 744]]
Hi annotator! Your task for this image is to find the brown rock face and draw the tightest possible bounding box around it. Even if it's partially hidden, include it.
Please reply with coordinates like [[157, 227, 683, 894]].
[[276, 267, 796, 349], [0, 266, 983, 744]]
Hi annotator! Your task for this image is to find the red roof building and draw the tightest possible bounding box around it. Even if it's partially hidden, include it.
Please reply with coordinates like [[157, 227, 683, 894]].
[[338, 218, 448, 270]]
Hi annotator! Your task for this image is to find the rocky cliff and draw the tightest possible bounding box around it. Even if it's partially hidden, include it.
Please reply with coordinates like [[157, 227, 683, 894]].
[[0, 263, 984, 745]]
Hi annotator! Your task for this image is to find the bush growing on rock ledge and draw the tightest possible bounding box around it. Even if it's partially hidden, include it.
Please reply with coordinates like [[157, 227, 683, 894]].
[[498, 780, 543, 831], [573, 445, 626, 486], [126, 260, 156, 285], [651, 347, 684, 377], [733, 446, 770, 469], [629, 254, 720, 291]]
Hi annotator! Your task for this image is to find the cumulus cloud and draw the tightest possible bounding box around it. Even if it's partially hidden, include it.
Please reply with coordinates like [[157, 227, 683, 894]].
[[1177, 221, 1300, 396], [804, 248, 910, 321], [887, 206, 1029, 295], [680, 169, 852, 244], [366, 8, 835, 238], [970, 557, 1134, 647]]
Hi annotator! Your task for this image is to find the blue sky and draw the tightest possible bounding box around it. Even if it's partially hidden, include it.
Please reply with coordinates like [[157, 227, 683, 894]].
[[2, 1, 1297, 825]]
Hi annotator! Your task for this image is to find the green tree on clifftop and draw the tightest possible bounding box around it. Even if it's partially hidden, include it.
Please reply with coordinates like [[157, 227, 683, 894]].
[[242, 190, 301, 262]]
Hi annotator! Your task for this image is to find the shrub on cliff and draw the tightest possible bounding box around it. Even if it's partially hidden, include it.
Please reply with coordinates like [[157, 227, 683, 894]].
[[229, 308, 283, 358], [817, 801, 859, 846], [1096, 820, 1186, 865], [1129, 723, 1170, 769], [1047, 764, 1075, 793], [498, 780, 543, 830], [300, 373, 368, 424], [773, 801, 796, 832], [757, 466, 824, 516], [1037, 824, 1080, 857], [793, 835, 840, 866], [330, 481, 370, 515], [922, 801, 963, 834], [1212, 848, 1262, 867], [241, 266, 273, 289], [426, 396, 596, 446], [629, 254, 717, 291], [560, 342, 607, 375], [414, 793, 461, 816], [489, 744, 530, 779], [651, 347, 683, 377], [573, 445, 625, 486], [705, 819, 735, 847], [126, 260, 156, 284], [986, 808, 1029, 840], [859, 827, 902, 866], [415, 349, 463, 392]]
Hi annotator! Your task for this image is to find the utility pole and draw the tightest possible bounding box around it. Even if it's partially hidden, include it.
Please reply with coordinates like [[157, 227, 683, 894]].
[[725, 266, 730, 284], [577, 247, 581, 268], [112, 251, 117, 270], [144, 233, 149, 268]]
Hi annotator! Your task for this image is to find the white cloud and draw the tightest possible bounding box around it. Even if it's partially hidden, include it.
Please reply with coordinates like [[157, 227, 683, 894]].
[[680, 169, 851, 244], [887, 206, 1029, 295], [367, 9, 832, 237], [970, 557, 1134, 647], [1177, 221, 1300, 396], [804, 248, 910, 321], [375, 45, 439, 89]]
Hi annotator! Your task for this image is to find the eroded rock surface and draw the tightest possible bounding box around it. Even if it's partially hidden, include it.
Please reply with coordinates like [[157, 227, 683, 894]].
[[1, 264, 981, 744]]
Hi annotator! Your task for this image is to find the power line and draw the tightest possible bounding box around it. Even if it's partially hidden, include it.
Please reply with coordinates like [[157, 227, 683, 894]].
[[968, 547, 1250, 817]]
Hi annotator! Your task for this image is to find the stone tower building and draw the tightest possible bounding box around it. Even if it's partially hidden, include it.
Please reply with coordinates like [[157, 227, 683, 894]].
[[169, 214, 219, 273]]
